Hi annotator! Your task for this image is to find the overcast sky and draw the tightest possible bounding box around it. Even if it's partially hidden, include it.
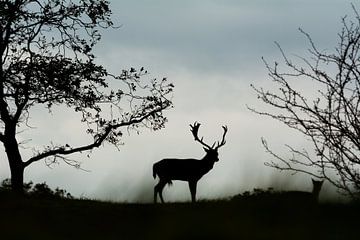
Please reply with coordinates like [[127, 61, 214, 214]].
[[0, 0, 354, 202]]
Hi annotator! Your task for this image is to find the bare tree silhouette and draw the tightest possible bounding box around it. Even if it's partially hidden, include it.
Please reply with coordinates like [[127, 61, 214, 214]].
[[250, 5, 360, 198], [153, 122, 228, 203]]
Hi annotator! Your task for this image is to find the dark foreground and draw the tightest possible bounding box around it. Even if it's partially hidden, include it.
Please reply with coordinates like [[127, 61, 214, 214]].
[[0, 194, 358, 240]]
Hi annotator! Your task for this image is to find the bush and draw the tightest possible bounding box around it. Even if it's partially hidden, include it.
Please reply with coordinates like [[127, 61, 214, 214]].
[[0, 178, 73, 199]]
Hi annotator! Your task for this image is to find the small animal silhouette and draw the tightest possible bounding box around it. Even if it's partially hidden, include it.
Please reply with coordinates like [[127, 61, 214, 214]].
[[281, 179, 324, 203], [231, 179, 324, 205], [153, 122, 228, 203]]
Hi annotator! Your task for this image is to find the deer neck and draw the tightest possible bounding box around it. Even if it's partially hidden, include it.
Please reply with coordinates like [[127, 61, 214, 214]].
[[201, 155, 216, 169]]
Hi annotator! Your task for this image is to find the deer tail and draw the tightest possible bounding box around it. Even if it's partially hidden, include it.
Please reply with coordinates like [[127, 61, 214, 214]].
[[152, 163, 157, 179]]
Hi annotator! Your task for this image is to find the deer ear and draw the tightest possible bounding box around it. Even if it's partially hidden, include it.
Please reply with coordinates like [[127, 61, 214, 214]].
[[203, 147, 209, 152]]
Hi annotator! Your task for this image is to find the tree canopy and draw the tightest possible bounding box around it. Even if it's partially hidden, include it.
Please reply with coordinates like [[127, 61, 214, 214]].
[[0, 0, 173, 191]]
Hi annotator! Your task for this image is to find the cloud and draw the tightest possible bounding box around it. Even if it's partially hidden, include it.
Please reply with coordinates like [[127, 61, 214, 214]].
[[0, 0, 354, 201]]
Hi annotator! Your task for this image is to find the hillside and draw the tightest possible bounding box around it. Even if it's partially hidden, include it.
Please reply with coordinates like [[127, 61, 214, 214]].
[[0, 192, 358, 240]]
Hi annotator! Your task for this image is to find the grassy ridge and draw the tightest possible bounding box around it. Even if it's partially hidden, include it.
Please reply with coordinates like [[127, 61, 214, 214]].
[[0, 193, 358, 240]]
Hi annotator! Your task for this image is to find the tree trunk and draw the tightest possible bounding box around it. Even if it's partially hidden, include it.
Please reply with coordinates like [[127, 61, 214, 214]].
[[9, 161, 24, 193], [4, 136, 25, 193]]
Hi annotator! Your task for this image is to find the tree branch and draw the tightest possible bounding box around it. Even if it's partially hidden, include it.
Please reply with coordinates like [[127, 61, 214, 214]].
[[24, 105, 168, 167], [251, 6, 360, 198]]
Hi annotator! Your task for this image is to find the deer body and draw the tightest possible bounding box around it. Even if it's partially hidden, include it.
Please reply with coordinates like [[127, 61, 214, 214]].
[[153, 157, 216, 182], [153, 122, 227, 203]]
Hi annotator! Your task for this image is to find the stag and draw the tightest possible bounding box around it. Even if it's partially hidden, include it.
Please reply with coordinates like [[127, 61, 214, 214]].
[[153, 122, 228, 203]]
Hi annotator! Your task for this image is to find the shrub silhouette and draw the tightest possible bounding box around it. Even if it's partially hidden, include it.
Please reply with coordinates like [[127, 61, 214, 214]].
[[0, 178, 73, 199]]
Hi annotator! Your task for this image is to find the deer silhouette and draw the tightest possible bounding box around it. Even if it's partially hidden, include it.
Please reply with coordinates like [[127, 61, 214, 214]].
[[153, 122, 228, 203], [282, 179, 324, 203], [231, 179, 324, 205]]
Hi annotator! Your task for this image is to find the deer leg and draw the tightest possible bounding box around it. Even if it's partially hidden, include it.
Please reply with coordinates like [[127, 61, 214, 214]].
[[154, 179, 166, 203], [188, 181, 197, 203], [158, 180, 166, 203], [154, 184, 158, 203]]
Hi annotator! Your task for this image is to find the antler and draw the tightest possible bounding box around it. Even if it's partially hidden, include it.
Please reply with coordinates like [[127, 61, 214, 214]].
[[190, 122, 212, 149], [190, 122, 228, 150], [215, 125, 228, 150]]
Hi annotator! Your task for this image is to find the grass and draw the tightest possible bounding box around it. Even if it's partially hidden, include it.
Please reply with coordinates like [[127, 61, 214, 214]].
[[0, 190, 359, 240]]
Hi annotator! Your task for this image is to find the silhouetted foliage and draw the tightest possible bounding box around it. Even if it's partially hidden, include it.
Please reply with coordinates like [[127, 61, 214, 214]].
[[0, 0, 173, 192], [231, 188, 275, 201], [250, 5, 360, 198], [0, 178, 73, 199]]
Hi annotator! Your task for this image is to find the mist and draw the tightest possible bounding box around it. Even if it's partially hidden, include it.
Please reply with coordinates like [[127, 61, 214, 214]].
[[0, 0, 353, 202]]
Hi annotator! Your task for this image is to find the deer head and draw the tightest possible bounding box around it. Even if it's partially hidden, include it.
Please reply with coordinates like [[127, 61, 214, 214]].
[[189, 122, 228, 162]]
